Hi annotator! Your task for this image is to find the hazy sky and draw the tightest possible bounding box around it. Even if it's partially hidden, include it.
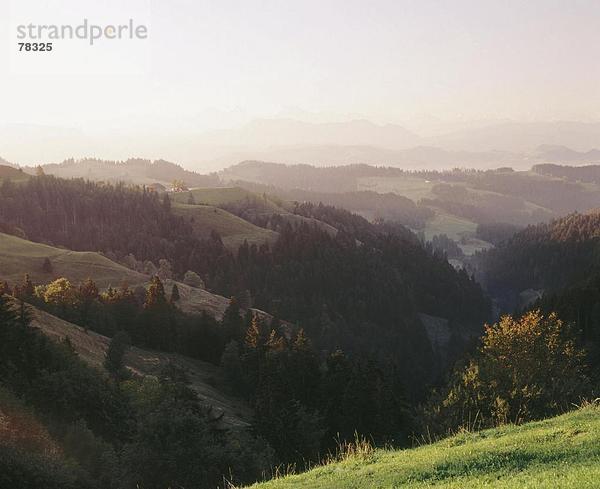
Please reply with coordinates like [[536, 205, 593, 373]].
[[2, 0, 600, 164]]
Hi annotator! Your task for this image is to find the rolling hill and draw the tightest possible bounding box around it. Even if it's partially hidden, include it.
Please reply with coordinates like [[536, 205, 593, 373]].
[[248, 405, 600, 489], [0, 232, 147, 288], [477, 211, 600, 295], [172, 187, 338, 238], [28, 304, 252, 429], [0, 164, 30, 182], [172, 186, 279, 208], [0, 232, 233, 320], [172, 203, 279, 251], [38, 158, 219, 187]]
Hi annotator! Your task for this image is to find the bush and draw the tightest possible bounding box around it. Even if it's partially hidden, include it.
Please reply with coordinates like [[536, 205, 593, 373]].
[[424, 311, 591, 434]]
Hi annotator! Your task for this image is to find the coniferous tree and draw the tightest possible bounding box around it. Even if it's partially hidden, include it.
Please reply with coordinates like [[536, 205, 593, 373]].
[[42, 257, 53, 274], [104, 331, 131, 380], [222, 297, 245, 342], [79, 278, 99, 327], [22, 274, 35, 299], [141, 276, 174, 349], [170, 283, 180, 303], [144, 276, 167, 309], [0, 280, 10, 295]]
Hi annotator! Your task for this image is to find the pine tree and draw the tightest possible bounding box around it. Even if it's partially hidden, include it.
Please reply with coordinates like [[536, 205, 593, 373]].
[[144, 276, 167, 309], [21, 274, 35, 298], [79, 278, 99, 327], [79, 278, 99, 301], [0, 281, 9, 296], [104, 331, 131, 380], [245, 314, 262, 350], [42, 257, 53, 274], [266, 329, 285, 352], [162, 193, 171, 212], [170, 283, 180, 303], [222, 297, 245, 341]]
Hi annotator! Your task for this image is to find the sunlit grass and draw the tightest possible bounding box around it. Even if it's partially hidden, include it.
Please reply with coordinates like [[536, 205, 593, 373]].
[[248, 406, 600, 488]]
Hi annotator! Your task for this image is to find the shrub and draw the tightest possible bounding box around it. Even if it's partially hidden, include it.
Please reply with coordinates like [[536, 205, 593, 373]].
[[424, 311, 591, 434]]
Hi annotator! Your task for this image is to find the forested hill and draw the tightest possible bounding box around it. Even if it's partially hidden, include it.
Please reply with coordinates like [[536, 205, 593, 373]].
[[38, 157, 219, 187], [533, 163, 600, 185], [477, 211, 600, 301], [0, 174, 490, 394]]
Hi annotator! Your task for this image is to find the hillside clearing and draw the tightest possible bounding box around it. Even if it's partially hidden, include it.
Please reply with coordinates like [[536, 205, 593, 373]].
[[172, 203, 279, 251], [249, 406, 600, 488], [0, 232, 147, 288], [173, 186, 280, 209]]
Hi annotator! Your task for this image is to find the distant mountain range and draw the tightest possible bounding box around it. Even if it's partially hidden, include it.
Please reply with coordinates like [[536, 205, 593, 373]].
[[533, 144, 600, 162], [197, 118, 422, 149], [211, 144, 523, 170], [3, 119, 600, 171], [431, 121, 600, 153]]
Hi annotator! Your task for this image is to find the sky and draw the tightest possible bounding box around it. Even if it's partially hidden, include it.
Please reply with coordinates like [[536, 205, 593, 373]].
[[1, 0, 600, 165]]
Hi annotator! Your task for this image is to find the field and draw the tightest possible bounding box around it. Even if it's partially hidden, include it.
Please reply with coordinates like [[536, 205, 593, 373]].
[[172, 202, 279, 250], [357, 176, 435, 201], [420, 210, 477, 241], [0, 232, 147, 288], [416, 210, 492, 256], [356, 176, 493, 254], [173, 186, 280, 210], [249, 405, 600, 488]]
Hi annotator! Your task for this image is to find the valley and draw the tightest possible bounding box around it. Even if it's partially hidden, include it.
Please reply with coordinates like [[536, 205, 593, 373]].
[[2, 157, 600, 488]]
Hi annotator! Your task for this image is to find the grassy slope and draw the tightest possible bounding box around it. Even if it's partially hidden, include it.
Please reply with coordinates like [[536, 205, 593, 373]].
[[0, 165, 30, 182], [172, 202, 279, 251], [27, 305, 252, 428], [0, 232, 232, 320], [357, 175, 436, 201], [173, 186, 281, 210], [173, 188, 338, 239], [0, 232, 147, 288], [250, 406, 600, 489]]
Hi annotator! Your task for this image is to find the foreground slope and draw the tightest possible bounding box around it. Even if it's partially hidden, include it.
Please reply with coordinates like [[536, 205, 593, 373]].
[[250, 406, 600, 489]]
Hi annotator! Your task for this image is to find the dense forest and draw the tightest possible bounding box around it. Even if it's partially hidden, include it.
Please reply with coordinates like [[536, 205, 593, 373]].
[[477, 212, 600, 302], [532, 163, 600, 184], [0, 176, 490, 388], [0, 174, 496, 487], [476, 211, 600, 378], [0, 293, 272, 489], [0, 175, 228, 276], [226, 179, 434, 229], [3, 171, 599, 488]]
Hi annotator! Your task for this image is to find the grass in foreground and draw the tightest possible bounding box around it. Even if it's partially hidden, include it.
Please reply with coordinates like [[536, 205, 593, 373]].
[[248, 405, 600, 488]]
